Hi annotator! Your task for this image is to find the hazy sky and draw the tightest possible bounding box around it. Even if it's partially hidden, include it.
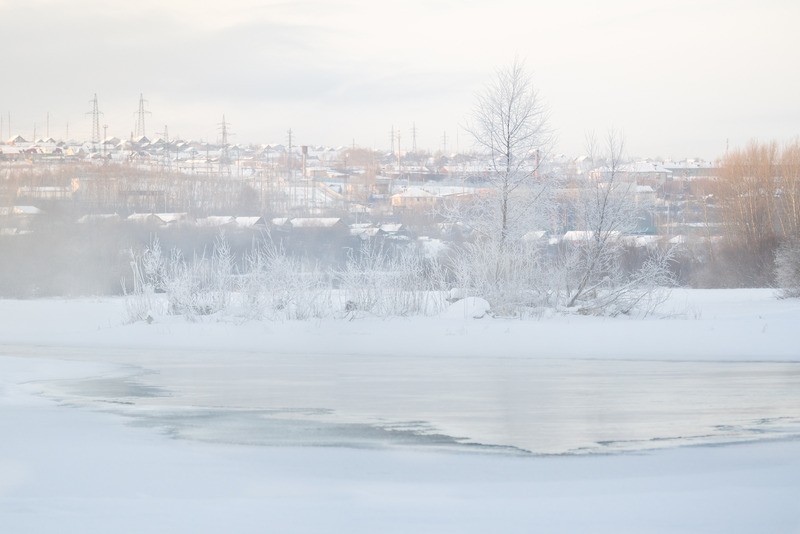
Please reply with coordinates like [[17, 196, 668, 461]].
[[1, 0, 798, 159]]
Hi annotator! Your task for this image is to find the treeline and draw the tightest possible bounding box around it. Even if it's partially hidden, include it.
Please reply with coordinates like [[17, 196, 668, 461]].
[[699, 140, 800, 288]]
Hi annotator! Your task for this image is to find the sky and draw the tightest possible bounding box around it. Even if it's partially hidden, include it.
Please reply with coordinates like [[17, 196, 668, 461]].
[[0, 0, 798, 159]]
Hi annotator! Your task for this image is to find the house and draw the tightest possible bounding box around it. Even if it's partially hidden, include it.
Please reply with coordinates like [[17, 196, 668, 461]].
[[390, 188, 438, 210], [5, 134, 28, 146], [0, 145, 22, 160]]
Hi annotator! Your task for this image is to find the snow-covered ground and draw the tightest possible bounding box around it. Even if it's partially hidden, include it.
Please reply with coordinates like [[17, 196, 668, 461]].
[[1, 289, 799, 532]]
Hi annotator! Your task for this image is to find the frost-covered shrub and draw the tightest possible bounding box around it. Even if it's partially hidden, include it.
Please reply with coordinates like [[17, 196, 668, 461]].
[[241, 242, 330, 321], [127, 233, 238, 321], [555, 242, 675, 317], [776, 238, 800, 298], [446, 239, 553, 317], [336, 241, 446, 317], [125, 237, 166, 323]]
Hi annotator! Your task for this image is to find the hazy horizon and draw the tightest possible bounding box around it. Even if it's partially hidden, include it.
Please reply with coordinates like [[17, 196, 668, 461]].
[[1, 0, 798, 160]]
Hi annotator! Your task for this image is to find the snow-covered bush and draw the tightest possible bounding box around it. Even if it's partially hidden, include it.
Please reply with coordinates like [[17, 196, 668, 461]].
[[241, 241, 330, 321], [776, 238, 800, 298], [336, 241, 446, 317], [127, 233, 238, 321], [125, 237, 165, 323], [447, 239, 551, 317]]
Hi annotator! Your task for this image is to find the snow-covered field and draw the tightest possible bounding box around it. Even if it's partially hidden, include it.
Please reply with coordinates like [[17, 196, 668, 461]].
[[1, 289, 799, 532]]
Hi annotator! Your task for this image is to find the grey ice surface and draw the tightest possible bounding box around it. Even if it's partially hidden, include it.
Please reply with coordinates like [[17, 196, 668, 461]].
[[20, 347, 800, 455]]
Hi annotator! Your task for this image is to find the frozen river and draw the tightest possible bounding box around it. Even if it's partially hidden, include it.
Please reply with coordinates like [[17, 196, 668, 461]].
[[18, 347, 800, 455]]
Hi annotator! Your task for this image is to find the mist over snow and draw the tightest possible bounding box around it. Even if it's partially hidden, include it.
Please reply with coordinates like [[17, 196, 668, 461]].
[[2, 1, 800, 531]]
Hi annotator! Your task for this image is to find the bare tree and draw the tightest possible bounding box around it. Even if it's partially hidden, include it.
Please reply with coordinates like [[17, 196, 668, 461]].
[[776, 237, 800, 298], [777, 141, 800, 239], [715, 140, 800, 285], [463, 58, 553, 245], [442, 59, 554, 315], [559, 131, 672, 315]]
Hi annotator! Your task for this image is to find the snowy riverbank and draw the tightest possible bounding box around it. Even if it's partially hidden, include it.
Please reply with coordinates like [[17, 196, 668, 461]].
[[0, 288, 798, 361]]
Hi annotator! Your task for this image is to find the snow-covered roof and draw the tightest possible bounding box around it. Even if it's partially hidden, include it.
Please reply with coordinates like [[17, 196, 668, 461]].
[[392, 187, 435, 198], [622, 235, 662, 248], [127, 213, 161, 223], [563, 230, 621, 242], [379, 223, 404, 234], [77, 213, 121, 223], [662, 160, 717, 170], [234, 216, 265, 228], [289, 217, 343, 229], [668, 235, 688, 245], [199, 216, 236, 227], [155, 212, 190, 224], [620, 162, 673, 174], [522, 230, 547, 241], [0, 205, 43, 216], [350, 226, 382, 238]]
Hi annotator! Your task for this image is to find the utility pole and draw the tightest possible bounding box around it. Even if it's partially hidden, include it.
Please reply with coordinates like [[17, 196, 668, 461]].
[[442, 130, 447, 154], [397, 131, 404, 185], [218, 115, 232, 176], [158, 125, 170, 172], [411, 122, 417, 154], [287, 128, 293, 179], [303, 145, 312, 212], [103, 124, 108, 155], [390, 125, 395, 156]]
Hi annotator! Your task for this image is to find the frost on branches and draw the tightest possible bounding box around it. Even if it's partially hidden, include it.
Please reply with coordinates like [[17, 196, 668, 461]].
[[776, 238, 800, 298]]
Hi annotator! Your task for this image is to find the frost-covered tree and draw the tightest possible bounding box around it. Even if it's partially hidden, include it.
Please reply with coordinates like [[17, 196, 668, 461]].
[[462, 57, 553, 245], [445, 59, 554, 314], [558, 131, 673, 315], [776, 237, 800, 298]]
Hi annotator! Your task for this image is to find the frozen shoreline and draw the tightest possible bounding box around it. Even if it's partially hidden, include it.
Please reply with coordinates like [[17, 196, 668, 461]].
[[2, 288, 800, 532], [3, 358, 799, 533]]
